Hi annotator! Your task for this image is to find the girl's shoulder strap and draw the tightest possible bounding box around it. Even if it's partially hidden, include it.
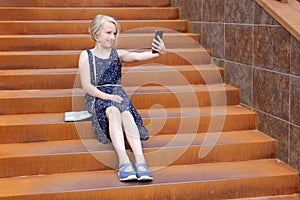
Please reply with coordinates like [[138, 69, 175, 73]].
[[85, 49, 96, 86], [111, 48, 118, 57], [86, 49, 92, 56], [111, 48, 122, 63]]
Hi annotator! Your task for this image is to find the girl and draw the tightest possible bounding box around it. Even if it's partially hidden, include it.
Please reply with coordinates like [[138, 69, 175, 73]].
[[79, 15, 166, 181]]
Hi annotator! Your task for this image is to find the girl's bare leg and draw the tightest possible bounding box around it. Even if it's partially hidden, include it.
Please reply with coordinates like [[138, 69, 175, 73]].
[[121, 111, 146, 165], [106, 106, 132, 169]]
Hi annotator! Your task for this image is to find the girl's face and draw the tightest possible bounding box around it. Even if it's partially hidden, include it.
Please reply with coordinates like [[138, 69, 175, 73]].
[[96, 21, 117, 48]]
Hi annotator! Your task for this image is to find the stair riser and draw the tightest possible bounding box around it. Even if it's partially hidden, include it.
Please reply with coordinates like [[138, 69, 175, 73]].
[[0, 90, 240, 114], [0, 21, 189, 35], [0, 34, 200, 51], [0, 97, 79, 114], [131, 89, 240, 109], [0, 69, 224, 90], [0, 50, 212, 70], [0, 114, 257, 144], [0, 0, 171, 7], [0, 73, 77, 90], [123, 68, 224, 86], [0, 123, 93, 144], [0, 8, 179, 20], [149, 115, 257, 134], [0, 142, 276, 178]]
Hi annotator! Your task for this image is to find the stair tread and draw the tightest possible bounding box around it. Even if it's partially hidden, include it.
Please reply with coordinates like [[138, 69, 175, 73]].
[[0, 33, 200, 51], [0, 33, 198, 38], [0, 48, 212, 69], [0, 0, 171, 7], [0, 84, 237, 99], [0, 7, 176, 9], [0, 105, 255, 126], [0, 64, 224, 90], [0, 68, 78, 76], [0, 7, 180, 20], [0, 48, 208, 54], [0, 130, 275, 158], [237, 194, 300, 199], [0, 159, 297, 198], [0, 19, 188, 23], [0, 64, 221, 75], [0, 19, 189, 34]]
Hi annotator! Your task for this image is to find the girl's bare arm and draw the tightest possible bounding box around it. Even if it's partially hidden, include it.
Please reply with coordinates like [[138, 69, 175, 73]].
[[118, 36, 166, 63]]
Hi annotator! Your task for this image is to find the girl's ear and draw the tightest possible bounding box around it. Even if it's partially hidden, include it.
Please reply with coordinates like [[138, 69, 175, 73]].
[[94, 33, 100, 42]]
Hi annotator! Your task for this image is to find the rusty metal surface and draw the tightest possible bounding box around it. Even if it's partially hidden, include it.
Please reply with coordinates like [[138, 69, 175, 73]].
[[0, 0, 298, 199]]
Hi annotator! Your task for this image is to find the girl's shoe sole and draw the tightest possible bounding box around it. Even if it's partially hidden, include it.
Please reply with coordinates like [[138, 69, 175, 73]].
[[137, 175, 153, 181], [119, 174, 137, 181]]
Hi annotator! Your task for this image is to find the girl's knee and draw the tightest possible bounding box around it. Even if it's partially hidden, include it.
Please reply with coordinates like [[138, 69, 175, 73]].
[[121, 111, 134, 122], [106, 106, 121, 119]]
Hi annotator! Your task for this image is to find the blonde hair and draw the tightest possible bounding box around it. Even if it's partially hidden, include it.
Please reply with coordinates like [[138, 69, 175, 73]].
[[89, 15, 121, 43]]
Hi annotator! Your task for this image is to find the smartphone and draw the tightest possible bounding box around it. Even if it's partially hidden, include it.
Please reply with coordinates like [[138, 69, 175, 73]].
[[152, 30, 164, 54]]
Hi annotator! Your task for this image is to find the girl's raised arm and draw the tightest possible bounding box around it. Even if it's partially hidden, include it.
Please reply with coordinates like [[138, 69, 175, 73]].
[[118, 36, 166, 63]]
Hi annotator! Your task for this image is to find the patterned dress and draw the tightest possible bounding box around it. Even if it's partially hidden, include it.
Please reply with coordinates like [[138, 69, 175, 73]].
[[85, 49, 149, 144]]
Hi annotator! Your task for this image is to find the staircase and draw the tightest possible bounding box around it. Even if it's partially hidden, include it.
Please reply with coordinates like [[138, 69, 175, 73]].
[[0, 0, 299, 199]]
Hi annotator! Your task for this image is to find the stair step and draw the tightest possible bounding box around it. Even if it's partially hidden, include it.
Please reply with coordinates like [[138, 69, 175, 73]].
[[0, 68, 78, 90], [0, 20, 190, 35], [0, 65, 224, 90], [0, 130, 276, 178], [0, 33, 200, 51], [123, 64, 224, 85], [129, 84, 239, 109], [235, 194, 300, 199], [0, 0, 171, 7], [0, 159, 298, 199], [0, 106, 257, 144], [0, 48, 212, 70], [0, 85, 240, 114], [0, 7, 179, 20]]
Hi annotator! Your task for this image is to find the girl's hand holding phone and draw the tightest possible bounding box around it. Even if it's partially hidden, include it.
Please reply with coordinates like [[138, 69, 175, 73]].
[[152, 30, 166, 55]]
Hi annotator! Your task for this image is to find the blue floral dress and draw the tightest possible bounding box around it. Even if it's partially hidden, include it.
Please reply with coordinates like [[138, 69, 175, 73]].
[[85, 49, 149, 144]]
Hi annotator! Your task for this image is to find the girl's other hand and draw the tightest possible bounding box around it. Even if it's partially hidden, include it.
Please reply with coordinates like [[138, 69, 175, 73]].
[[108, 94, 123, 103]]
